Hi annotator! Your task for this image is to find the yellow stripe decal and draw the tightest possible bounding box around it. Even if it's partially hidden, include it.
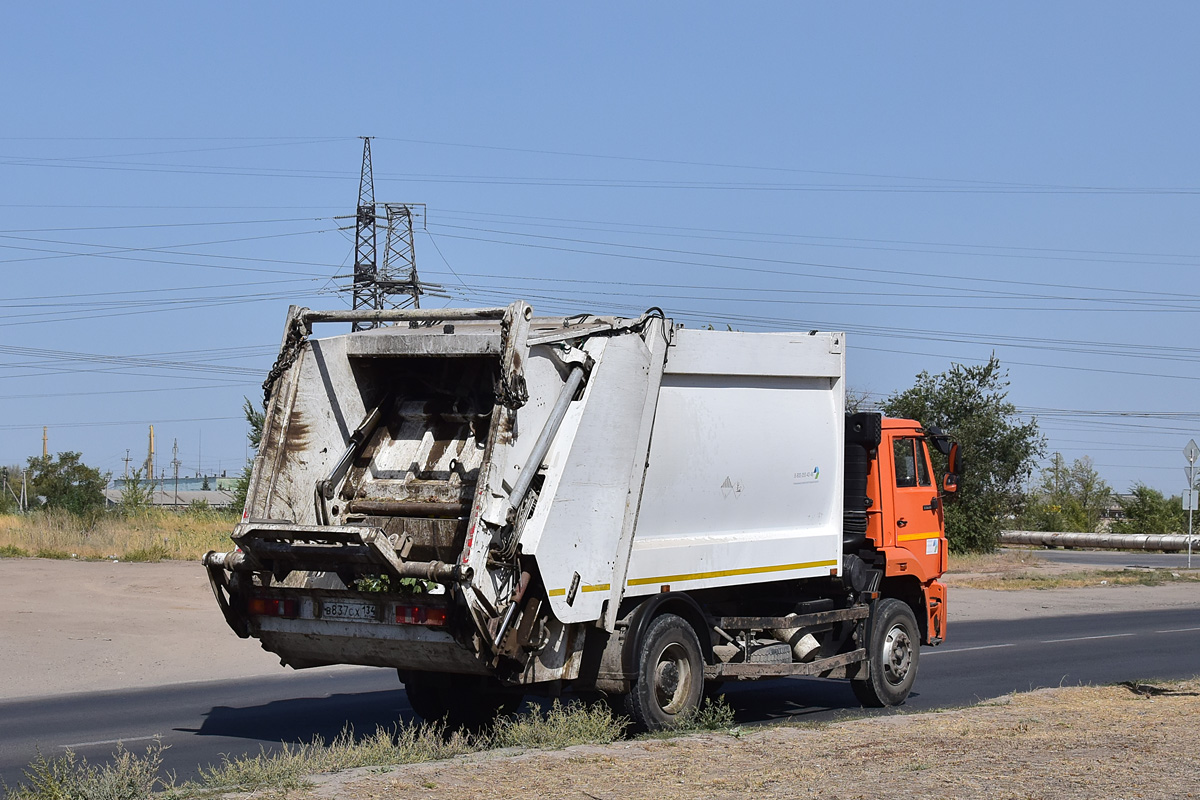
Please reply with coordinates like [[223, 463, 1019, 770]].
[[547, 583, 610, 597], [627, 559, 838, 588], [897, 531, 941, 542]]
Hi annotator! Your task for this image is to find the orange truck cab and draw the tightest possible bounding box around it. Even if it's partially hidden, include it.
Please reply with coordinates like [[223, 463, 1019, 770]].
[[847, 414, 956, 647]]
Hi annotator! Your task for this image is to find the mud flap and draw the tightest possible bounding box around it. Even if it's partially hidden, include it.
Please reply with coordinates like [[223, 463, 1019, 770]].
[[203, 553, 249, 639]]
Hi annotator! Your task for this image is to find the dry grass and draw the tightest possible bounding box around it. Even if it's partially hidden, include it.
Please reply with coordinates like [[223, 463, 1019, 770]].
[[298, 678, 1200, 800], [945, 547, 1200, 590], [947, 549, 1045, 575], [949, 568, 1200, 590], [3, 702, 631, 799], [945, 566, 1200, 592], [0, 510, 234, 562]]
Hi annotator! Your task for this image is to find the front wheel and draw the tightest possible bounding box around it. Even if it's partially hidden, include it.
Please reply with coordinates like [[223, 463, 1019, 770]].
[[625, 613, 705, 731], [851, 598, 920, 708]]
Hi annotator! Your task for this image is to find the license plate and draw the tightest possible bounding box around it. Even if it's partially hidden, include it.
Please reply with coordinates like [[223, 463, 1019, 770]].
[[321, 600, 378, 621]]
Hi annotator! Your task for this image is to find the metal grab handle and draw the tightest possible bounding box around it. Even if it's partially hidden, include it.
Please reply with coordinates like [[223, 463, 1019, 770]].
[[301, 307, 508, 326]]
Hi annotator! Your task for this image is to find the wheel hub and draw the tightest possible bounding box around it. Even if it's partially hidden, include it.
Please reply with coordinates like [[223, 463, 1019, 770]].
[[653, 643, 692, 713], [881, 624, 912, 685]]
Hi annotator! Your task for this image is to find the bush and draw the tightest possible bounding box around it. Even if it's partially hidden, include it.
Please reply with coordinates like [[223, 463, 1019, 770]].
[[1111, 484, 1186, 535], [491, 701, 626, 749], [5, 741, 165, 800]]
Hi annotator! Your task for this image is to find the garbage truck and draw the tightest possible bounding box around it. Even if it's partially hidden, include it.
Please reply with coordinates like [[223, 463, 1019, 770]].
[[204, 302, 958, 730]]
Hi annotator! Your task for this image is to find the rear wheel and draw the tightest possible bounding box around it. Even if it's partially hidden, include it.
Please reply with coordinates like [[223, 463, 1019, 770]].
[[400, 671, 523, 730], [625, 613, 705, 730], [851, 598, 920, 708]]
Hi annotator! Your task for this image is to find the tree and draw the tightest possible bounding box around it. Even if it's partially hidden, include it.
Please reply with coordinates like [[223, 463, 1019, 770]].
[[25, 451, 109, 515], [1109, 484, 1186, 535], [1021, 455, 1112, 532], [231, 397, 266, 515], [881, 355, 1044, 552], [119, 467, 155, 514], [845, 386, 877, 414], [1, 466, 19, 513]]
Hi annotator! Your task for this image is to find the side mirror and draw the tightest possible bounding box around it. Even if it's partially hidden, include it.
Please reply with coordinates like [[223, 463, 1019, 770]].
[[947, 442, 963, 476], [943, 442, 962, 497]]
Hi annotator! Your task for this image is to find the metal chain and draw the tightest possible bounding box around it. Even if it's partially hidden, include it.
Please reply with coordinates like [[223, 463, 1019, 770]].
[[262, 318, 309, 406], [494, 309, 528, 409]]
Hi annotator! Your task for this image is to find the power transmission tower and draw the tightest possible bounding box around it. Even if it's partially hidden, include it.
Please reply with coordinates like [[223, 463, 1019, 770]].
[[351, 137, 379, 331], [378, 203, 446, 309], [379, 203, 420, 308], [341, 140, 446, 323]]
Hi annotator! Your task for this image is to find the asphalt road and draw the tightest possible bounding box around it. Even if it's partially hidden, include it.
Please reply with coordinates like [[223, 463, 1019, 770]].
[[3, 606, 1199, 789]]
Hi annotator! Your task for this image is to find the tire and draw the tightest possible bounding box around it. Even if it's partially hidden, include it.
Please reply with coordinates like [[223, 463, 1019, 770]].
[[625, 613, 705, 731], [850, 598, 920, 708], [400, 671, 523, 731]]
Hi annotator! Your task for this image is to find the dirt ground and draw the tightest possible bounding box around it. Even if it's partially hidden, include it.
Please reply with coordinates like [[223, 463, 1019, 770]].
[[297, 679, 1200, 800], [0, 558, 312, 699]]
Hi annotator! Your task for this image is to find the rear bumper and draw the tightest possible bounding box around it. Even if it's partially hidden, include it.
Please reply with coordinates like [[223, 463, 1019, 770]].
[[251, 616, 491, 674]]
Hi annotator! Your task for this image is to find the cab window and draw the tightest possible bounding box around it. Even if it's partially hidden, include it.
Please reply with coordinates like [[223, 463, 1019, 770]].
[[893, 438, 932, 488], [893, 438, 917, 487], [915, 440, 931, 487]]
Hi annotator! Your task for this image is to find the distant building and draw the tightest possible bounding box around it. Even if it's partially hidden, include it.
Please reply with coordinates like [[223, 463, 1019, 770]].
[[105, 475, 236, 510], [110, 475, 239, 492]]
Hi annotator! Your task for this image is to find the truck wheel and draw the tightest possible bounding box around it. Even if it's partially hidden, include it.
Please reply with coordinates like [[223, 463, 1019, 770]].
[[400, 671, 522, 730], [851, 598, 919, 708], [626, 613, 704, 731]]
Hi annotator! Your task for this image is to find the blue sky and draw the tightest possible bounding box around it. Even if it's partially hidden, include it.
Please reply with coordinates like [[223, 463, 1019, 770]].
[[1, 3, 1197, 495]]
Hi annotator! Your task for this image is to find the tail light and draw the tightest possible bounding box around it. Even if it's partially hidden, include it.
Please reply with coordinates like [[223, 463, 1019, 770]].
[[395, 605, 447, 626], [247, 597, 299, 618]]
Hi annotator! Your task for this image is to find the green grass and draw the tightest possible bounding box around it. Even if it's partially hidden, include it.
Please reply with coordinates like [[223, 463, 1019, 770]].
[[32, 548, 70, 560], [0, 544, 28, 558], [492, 700, 627, 749], [122, 544, 172, 563]]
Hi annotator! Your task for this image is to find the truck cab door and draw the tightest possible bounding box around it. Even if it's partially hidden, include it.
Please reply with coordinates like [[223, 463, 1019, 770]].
[[887, 434, 944, 567]]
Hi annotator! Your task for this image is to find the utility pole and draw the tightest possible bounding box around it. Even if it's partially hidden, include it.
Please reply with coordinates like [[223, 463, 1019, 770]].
[[42, 426, 48, 459], [1185, 439, 1198, 569], [351, 136, 378, 332], [1, 467, 14, 510], [123, 449, 132, 481], [145, 425, 155, 496], [172, 438, 181, 509], [20, 470, 27, 513]]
